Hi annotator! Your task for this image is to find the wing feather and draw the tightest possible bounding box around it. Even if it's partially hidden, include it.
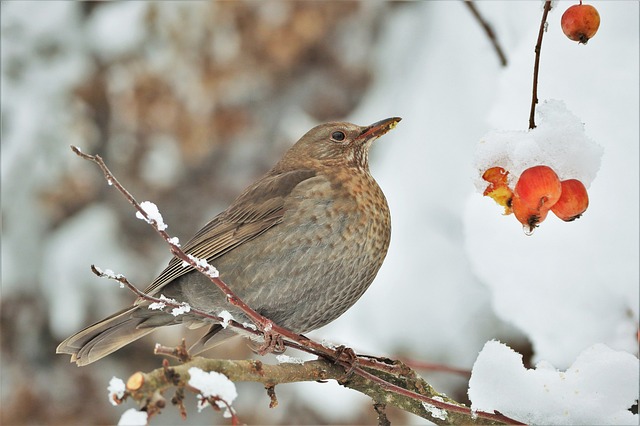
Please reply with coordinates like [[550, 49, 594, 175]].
[[142, 169, 317, 296]]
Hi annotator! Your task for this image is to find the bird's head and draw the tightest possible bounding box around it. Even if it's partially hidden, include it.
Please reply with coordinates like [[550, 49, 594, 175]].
[[275, 117, 401, 172]]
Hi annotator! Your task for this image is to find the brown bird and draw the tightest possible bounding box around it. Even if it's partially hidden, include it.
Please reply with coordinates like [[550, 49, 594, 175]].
[[57, 117, 400, 366]]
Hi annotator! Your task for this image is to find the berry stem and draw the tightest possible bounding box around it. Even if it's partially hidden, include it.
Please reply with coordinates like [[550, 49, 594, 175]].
[[529, 0, 553, 130]]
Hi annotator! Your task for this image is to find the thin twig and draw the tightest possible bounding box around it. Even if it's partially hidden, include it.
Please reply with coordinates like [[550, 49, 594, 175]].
[[373, 401, 391, 426], [464, 0, 508, 67], [529, 1, 553, 129]]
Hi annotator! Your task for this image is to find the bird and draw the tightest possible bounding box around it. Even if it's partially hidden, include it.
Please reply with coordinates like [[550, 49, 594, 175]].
[[57, 117, 401, 366]]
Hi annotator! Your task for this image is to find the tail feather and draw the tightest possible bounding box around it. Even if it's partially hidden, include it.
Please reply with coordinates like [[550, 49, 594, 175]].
[[57, 306, 156, 366]]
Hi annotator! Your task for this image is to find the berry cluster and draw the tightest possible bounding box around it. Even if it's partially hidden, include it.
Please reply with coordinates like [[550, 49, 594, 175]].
[[483, 165, 589, 234]]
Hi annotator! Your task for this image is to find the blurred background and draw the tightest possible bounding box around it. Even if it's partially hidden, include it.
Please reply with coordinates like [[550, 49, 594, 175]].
[[1, 1, 638, 425]]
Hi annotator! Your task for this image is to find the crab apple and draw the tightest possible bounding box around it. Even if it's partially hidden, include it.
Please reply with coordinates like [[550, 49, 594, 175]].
[[514, 165, 562, 210], [482, 166, 513, 214], [551, 179, 589, 221], [561, 3, 601, 44], [511, 165, 562, 234], [512, 192, 551, 235]]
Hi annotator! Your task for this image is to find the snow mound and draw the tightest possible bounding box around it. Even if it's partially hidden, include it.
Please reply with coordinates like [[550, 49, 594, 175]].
[[474, 99, 603, 192], [469, 340, 639, 425]]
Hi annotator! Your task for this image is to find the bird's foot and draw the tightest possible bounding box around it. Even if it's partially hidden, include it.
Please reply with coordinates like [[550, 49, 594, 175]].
[[250, 321, 285, 355], [333, 345, 360, 382]]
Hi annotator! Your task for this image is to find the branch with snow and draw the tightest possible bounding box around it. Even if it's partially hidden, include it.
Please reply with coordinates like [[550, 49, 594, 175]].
[[116, 356, 519, 426]]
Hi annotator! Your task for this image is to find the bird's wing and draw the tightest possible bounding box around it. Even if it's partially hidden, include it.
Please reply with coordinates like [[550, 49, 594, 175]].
[[141, 168, 318, 296]]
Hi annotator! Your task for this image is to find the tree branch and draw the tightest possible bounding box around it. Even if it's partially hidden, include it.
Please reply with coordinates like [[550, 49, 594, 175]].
[[529, 1, 553, 129], [464, 0, 508, 67], [124, 357, 520, 425]]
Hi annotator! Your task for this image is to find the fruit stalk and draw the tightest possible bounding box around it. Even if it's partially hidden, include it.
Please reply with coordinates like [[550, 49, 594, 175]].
[[529, 0, 553, 130]]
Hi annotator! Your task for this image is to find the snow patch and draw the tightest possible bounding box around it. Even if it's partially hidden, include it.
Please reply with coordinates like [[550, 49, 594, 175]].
[[188, 367, 237, 417], [474, 99, 603, 192], [469, 341, 639, 425]]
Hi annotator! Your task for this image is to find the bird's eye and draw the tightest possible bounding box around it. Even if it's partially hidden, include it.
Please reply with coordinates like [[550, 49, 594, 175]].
[[331, 131, 346, 142]]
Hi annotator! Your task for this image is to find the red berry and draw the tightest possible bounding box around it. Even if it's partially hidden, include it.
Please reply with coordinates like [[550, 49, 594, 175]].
[[512, 165, 562, 233], [561, 3, 601, 44], [512, 192, 551, 234], [514, 166, 562, 210], [551, 179, 589, 221]]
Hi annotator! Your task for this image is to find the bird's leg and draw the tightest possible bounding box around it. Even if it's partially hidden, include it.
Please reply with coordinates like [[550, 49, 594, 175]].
[[245, 319, 286, 355], [260, 332, 286, 355]]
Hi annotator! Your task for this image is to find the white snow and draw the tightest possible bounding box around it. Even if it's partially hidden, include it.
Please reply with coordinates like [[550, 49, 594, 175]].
[[191, 255, 220, 278], [147, 295, 169, 311], [107, 376, 126, 406], [148, 294, 191, 317], [181, 254, 220, 278], [218, 310, 234, 329], [93, 266, 123, 280], [275, 354, 305, 365], [242, 322, 258, 331], [473, 99, 603, 191], [469, 341, 639, 425], [117, 408, 148, 426], [170, 303, 191, 317], [135, 201, 168, 231], [421, 399, 448, 421], [188, 367, 238, 417]]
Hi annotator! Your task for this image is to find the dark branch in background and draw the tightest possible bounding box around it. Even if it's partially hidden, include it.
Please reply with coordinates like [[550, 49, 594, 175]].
[[529, 1, 553, 129], [464, 0, 508, 67], [70, 145, 523, 425]]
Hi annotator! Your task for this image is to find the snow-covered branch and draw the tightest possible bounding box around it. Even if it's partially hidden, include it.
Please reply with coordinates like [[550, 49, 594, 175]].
[[118, 356, 519, 425]]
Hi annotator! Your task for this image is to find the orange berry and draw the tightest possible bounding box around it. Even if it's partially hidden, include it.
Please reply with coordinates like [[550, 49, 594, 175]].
[[512, 165, 562, 233], [551, 179, 589, 221], [514, 165, 562, 210], [512, 193, 551, 234], [561, 3, 600, 44], [482, 167, 513, 214]]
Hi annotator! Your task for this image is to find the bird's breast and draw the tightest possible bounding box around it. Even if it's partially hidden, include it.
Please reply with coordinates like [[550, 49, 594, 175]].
[[203, 170, 391, 333]]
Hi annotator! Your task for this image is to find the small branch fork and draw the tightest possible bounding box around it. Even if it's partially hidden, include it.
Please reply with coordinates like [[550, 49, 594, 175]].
[[529, 1, 553, 129], [70, 146, 522, 425]]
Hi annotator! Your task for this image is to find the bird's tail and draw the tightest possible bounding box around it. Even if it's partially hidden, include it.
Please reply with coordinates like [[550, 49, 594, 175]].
[[56, 306, 156, 366]]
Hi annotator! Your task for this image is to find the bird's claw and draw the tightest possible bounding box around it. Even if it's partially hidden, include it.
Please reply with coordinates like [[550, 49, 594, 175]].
[[249, 322, 285, 355], [333, 345, 359, 382]]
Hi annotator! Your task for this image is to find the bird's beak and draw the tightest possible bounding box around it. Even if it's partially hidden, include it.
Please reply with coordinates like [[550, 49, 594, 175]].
[[358, 117, 402, 142]]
